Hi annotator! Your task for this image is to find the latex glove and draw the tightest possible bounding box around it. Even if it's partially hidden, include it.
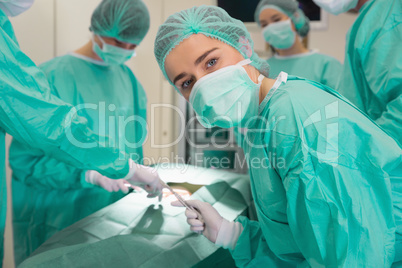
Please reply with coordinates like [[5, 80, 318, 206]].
[[85, 170, 129, 194], [124, 159, 164, 201], [172, 199, 244, 250]]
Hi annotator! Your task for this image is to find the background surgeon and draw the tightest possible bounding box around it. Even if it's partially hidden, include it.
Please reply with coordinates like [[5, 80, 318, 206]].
[[9, 0, 151, 265], [313, 0, 402, 147], [0, 0, 163, 266], [255, 0, 342, 89], [154, 5, 402, 266]]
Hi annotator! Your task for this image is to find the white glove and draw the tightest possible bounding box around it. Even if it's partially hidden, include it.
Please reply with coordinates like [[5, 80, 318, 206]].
[[85, 170, 130, 194], [124, 159, 164, 200], [171, 199, 243, 250]]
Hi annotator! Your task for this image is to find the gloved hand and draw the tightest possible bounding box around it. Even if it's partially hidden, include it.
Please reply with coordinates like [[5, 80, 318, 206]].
[[172, 199, 244, 250], [124, 159, 164, 201], [85, 170, 130, 194], [171, 199, 222, 242]]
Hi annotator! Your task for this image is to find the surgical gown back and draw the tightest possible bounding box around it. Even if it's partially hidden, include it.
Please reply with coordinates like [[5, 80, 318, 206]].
[[229, 75, 402, 267], [337, 0, 402, 147], [9, 53, 147, 265]]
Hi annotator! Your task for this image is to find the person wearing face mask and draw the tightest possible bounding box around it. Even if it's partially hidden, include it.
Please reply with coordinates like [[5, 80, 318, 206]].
[[255, 0, 342, 89], [313, 0, 402, 148], [8, 0, 153, 265], [0, 0, 164, 266], [154, 5, 402, 267]]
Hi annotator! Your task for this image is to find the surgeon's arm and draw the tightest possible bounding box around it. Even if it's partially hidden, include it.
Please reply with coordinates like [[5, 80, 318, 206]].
[[0, 26, 129, 179], [374, 95, 402, 147], [364, 26, 402, 147], [229, 217, 295, 267], [321, 57, 343, 90], [9, 141, 90, 189]]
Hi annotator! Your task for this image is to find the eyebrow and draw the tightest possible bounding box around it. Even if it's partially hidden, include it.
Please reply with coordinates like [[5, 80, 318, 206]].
[[172, 47, 219, 85], [195, 47, 219, 66], [271, 14, 281, 20], [173, 72, 188, 86]]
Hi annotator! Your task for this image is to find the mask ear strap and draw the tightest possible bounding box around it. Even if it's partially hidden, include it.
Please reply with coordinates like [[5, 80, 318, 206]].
[[257, 74, 265, 84], [237, 59, 252, 66]]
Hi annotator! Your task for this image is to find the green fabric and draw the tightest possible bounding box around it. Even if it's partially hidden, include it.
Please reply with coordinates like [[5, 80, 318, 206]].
[[19, 166, 252, 268], [0, 8, 13, 267], [254, 0, 310, 37], [337, 0, 402, 147], [10, 53, 147, 265], [90, 0, 150, 45], [230, 76, 402, 266], [0, 10, 132, 266], [267, 52, 342, 89], [0, 131, 5, 265], [192, 248, 235, 268], [154, 5, 270, 91]]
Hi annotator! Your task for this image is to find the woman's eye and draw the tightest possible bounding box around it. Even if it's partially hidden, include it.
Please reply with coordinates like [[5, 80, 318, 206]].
[[207, 59, 217, 68], [182, 79, 193, 89]]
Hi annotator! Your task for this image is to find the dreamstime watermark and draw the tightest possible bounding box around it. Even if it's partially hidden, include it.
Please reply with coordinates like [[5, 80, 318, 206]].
[[64, 100, 340, 166]]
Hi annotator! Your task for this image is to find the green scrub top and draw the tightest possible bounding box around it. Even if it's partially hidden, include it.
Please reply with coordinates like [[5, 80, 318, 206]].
[[337, 0, 402, 147], [230, 74, 402, 267], [0, 9, 129, 266], [267, 51, 342, 89], [10, 53, 147, 265]]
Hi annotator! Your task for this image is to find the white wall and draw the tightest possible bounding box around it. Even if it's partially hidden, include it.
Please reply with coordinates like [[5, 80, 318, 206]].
[[309, 12, 357, 63], [3, 2, 357, 267]]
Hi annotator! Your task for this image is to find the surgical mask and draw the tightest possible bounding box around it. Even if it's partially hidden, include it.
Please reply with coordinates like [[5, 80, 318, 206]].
[[313, 0, 358, 15], [92, 35, 136, 65], [189, 59, 264, 128], [262, 19, 295, 50], [0, 0, 34, 17]]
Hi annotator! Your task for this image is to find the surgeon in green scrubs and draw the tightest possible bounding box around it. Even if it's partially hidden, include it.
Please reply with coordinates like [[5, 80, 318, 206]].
[[313, 0, 402, 147], [9, 0, 152, 265], [155, 5, 402, 267], [0, 1, 163, 266], [255, 0, 342, 89]]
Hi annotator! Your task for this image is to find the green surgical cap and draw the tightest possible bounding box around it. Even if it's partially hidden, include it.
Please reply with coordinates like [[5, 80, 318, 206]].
[[90, 0, 150, 45], [154, 5, 270, 87], [254, 0, 310, 37]]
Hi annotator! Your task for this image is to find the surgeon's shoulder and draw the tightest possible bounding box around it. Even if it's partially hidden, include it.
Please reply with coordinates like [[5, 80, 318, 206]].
[[311, 52, 341, 66], [270, 79, 325, 112], [39, 54, 76, 77], [121, 64, 145, 88]]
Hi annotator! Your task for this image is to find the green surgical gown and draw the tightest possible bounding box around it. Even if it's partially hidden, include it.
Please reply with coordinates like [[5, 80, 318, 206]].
[[9, 53, 147, 265], [337, 0, 402, 147], [267, 51, 342, 89], [230, 75, 402, 267], [234, 52, 343, 150], [0, 10, 130, 266]]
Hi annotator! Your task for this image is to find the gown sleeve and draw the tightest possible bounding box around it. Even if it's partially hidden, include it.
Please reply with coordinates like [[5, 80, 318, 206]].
[[0, 21, 129, 179]]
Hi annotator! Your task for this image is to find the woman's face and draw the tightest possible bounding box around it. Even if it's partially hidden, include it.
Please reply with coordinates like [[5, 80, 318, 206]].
[[165, 34, 257, 101], [259, 8, 296, 31]]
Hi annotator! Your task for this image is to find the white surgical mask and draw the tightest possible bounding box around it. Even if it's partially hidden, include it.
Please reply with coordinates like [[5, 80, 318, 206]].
[[313, 0, 358, 15], [189, 59, 264, 128], [0, 0, 34, 17], [262, 19, 296, 50]]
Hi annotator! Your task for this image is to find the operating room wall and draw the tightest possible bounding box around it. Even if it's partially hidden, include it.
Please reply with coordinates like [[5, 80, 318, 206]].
[[3, 1, 356, 267]]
